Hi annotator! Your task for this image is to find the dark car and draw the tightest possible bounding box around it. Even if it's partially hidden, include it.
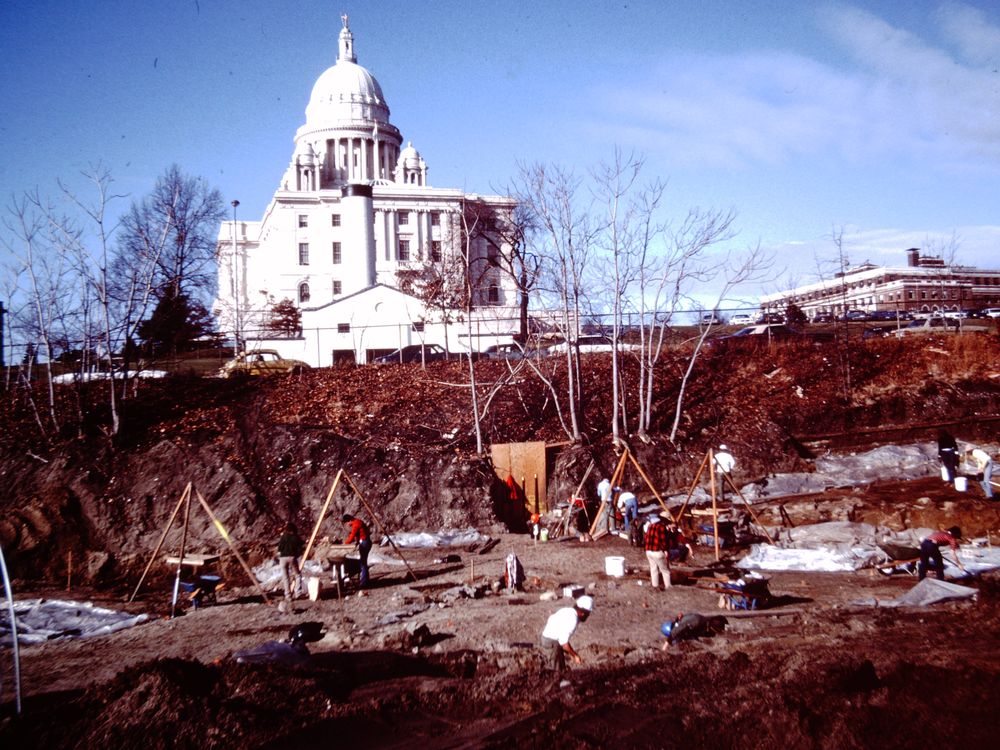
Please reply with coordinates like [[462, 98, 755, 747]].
[[838, 310, 869, 322], [373, 343, 451, 364], [811, 312, 835, 323], [706, 324, 800, 351], [868, 310, 903, 321]]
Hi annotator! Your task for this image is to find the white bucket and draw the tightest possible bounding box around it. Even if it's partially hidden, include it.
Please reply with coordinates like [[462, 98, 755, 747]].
[[605, 556, 626, 577], [941, 466, 949, 481], [955, 476, 968, 492]]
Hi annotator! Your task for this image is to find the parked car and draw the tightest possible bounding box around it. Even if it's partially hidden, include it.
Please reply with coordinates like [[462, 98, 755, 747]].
[[838, 310, 869, 322], [544, 335, 641, 355], [811, 312, 835, 324], [706, 324, 801, 351], [983, 308, 1000, 319], [943, 310, 968, 320], [728, 313, 756, 326], [483, 342, 534, 360], [757, 312, 785, 324], [699, 313, 726, 326], [372, 343, 456, 364], [894, 317, 960, 337], [217, 349, 311, 378], [868, 310, 904, 321]]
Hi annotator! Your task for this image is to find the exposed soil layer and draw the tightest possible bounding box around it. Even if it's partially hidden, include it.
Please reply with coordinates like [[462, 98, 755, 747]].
[[1, 333, 999, 746]]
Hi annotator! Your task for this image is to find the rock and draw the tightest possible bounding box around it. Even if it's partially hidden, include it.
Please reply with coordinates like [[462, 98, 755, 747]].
[[539, 591, 558, 601]]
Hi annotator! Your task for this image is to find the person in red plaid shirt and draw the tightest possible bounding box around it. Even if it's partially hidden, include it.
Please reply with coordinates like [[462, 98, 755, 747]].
[[643, 513, 672, 590]]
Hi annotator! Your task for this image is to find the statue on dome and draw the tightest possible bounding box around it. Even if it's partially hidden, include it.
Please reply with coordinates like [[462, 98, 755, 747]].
[[341, 13, 349, 29]]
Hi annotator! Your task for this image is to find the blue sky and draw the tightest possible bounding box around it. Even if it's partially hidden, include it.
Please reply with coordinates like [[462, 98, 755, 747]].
[[2, 0, 998, 304]]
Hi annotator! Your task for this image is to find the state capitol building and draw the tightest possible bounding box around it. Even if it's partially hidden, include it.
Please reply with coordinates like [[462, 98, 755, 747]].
[[214, 16, 517, 365]]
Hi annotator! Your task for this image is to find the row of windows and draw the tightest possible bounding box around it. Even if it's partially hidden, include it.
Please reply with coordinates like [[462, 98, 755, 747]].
[[298, 240, 440, 265], [297, 211, 442, 228]]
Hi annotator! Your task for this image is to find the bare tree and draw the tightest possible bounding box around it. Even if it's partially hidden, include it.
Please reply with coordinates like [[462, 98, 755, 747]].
[[512, 162, 595, 442], [120, 164, 225, 304]]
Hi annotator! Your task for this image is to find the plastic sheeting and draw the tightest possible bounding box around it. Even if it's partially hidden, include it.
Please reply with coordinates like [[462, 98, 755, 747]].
[[659, 441, 997, 504], [737, 544, 879, 572], [0, 599, 149, 645], [853, 578, 978, 608], [382, 528, 489, 549]]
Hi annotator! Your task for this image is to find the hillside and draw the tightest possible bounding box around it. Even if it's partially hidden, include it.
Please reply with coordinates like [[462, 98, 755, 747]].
[[1, 332, 998, 585]]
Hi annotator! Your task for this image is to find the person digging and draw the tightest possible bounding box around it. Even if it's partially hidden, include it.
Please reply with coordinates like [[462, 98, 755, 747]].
[[918, 526, 966, 581], [540, 595, 593, 673]]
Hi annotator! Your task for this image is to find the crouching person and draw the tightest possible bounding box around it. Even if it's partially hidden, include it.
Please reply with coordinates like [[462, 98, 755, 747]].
[[540, 595, 594, 673]]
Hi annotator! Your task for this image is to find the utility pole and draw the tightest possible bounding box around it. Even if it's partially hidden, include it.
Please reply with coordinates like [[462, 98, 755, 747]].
[[231, 200, 241, 353], [0, 300, 5, 370]]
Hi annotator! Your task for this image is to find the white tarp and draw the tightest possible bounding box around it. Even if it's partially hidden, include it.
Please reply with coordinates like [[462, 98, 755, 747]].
[[0, 599, 149, 645], [663, 441, 999, 503], [383, 528, 489, 548], [853, 578, 978, 607], [737, 544, 879, 572]]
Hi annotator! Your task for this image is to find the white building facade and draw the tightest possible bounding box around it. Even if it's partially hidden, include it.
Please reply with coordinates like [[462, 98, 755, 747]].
[[214, 17, 519, 365], [760, 248, 1000, 319]]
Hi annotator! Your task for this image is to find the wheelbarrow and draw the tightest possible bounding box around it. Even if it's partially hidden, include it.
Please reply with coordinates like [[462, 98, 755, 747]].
[[179, 575, 224, 608], [875, 542, 921, 576]]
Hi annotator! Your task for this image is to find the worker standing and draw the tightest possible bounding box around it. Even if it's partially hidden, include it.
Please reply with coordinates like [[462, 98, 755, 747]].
[[596, 477, 613, 534], [540, 595, 593, 672], [714, 444, 736, 502], [342, 513, 373, 588], [644, 513, 672, 590], [277, 522, 304, 607], [968, 446, 995, 499], [937, 429, 959, 483], [918, 526, 965, 581]]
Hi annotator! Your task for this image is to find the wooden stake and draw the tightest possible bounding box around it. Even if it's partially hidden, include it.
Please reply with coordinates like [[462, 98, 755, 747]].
[[709, 449, 720, 562], [66, 550, 72, 591]]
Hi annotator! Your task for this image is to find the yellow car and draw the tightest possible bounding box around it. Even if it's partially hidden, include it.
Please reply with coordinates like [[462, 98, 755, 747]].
[[218, 349, 311, 378]]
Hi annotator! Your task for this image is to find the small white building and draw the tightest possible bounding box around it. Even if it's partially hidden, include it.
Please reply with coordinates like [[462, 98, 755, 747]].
[[214, 15, 519, 365]]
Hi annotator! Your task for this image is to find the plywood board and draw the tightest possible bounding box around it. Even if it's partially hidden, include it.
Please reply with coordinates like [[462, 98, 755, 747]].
[[491, 441, 548, 514]]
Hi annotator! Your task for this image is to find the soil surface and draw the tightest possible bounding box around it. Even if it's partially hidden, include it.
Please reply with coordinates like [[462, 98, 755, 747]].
[[2, 333, 1000, 747]]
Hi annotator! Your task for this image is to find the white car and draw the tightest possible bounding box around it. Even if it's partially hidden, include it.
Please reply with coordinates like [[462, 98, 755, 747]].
[[728, 314, 756, 326], [983, 308, 1000, 319], [544, 335, 641, 354]]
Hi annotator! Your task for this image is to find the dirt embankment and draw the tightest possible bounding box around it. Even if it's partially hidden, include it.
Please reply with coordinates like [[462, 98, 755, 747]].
[[1, 334, 998, 586]]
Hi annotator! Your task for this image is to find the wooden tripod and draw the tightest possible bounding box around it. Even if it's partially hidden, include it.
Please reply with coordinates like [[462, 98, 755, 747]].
[[587, 447, 673, 539], [673, 449, 775, 561], [129, 483, 270, 606]]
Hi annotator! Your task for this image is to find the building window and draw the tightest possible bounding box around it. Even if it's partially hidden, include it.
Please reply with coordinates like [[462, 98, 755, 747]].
[[431, 211, 440, 227], [298, 243, 310, 265], [431, 241, 442, 262], [337, 323, 350, 333], [331, 214, 341, 227], [398, 212, 409, 225], [298, 214, 308, 228], [332, 242, 342, 264], [412, 321, 425, 332], [299, 282, 311, 303], [333, 280, 342, 295], [399, 240, 410, 261], [487, 285, 500, 304]]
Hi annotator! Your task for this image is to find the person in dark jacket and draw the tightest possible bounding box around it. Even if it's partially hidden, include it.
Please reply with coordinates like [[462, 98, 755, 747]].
[[937, 429, 959, 483], [343, 513, 373, 588], [277, 523, 304, 604]]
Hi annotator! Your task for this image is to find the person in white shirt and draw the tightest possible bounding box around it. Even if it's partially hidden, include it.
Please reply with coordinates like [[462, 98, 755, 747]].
[[969, 446, 995, 499], [596, 477, 614, 533], [540, 595, 593, 672], [714, 445, 736, 501]]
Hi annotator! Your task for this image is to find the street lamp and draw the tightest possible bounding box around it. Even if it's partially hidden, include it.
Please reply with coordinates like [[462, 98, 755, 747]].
[[231, 199, 241, 353]]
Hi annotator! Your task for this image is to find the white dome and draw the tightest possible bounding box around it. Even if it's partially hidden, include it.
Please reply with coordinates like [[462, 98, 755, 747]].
[[398, 141, 422, 166], [304, 59, 391, 127]]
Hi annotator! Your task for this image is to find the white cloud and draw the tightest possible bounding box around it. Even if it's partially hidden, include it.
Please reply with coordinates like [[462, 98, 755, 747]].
[[590, 3, 1000, 170]]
